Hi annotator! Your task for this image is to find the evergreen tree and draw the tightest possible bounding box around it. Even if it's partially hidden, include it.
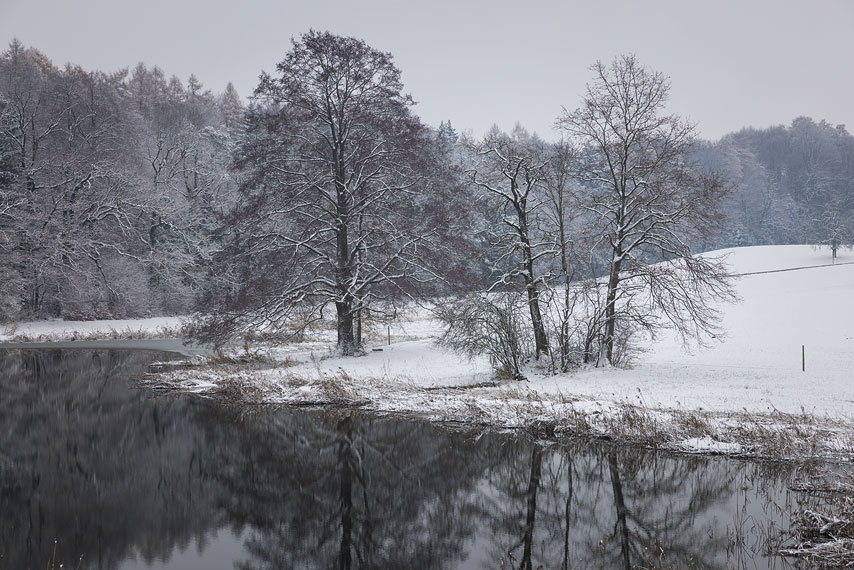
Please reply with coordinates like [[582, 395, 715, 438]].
[[220, 81, 244, 131]]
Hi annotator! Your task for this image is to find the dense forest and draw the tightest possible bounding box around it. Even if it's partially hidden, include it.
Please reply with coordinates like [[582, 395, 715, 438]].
[[0, 38, 242, 320], [696, 118, 854, 249], [0, 36, 851, 351]]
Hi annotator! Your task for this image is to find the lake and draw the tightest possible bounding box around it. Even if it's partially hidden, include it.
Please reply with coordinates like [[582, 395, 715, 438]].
[[0, 347, 830, 569]]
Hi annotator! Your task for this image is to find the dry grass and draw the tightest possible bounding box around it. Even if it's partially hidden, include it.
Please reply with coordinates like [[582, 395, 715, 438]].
[[718, 409, 852, 460], [557, 407, 594, 437], [672, 409, 717, 439], [4, 324, 185, 343], [780, 471, 854, 566], [215, 374, 267, 403], [207, 348, 281, 367], [599, 403, 671, 447]]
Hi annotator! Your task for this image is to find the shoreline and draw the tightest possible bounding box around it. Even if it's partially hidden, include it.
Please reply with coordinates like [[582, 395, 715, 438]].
[[0, 338, 209, 357], [3, 332, 850, 464], [141, 351, 854, 464], [3, 335, 852, 566]]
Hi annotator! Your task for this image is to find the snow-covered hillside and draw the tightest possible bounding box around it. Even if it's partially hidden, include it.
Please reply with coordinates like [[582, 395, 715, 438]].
[[244, 244, 854, 422], [548, 245, 854, 420]]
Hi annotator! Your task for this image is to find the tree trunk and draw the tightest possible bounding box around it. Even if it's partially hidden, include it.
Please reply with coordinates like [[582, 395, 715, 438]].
[[603, 257, 622, 365], [337, 416, 354, 570], [555, 184, 572, 371], [334, 136, 357, 356], [519, 214, 549, 359], [525, 280, 549, 360], [609, 451, 631, 570], [336, 301, 356, 356], [562, 458, 573, 570], [520, 444, 543, 570], [355, 307, 362, 348]]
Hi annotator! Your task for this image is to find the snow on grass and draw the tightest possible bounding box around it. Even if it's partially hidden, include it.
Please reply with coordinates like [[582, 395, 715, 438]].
[[279, 339, 492, 388], [679, 436, 744, 454], [0, 316, 186, 342], [713, 243, 854, 274]]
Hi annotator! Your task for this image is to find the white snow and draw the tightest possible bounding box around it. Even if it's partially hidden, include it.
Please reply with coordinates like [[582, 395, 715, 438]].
[[280, 339, 492, 387], [551, 245, 854, 420], [679, 436, 744, 454], [0, 316, 185, 342], [246, 245, 854, 424]]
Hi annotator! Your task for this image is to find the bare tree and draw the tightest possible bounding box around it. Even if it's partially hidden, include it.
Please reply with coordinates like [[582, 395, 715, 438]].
[[195, 31, 451, 354], [437, 292, 531, 380], [539, 140, 588, 371], [557, 55, 734, 365], [469, 127, 551, 360]]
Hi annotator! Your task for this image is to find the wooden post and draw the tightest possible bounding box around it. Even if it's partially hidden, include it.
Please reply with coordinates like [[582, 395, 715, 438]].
[[388, 325, 391, 346], [802, 345, 805, 372]]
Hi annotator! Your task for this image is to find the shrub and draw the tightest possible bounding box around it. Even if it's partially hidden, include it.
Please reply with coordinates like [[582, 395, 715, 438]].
[[436, 292, 532, 381]]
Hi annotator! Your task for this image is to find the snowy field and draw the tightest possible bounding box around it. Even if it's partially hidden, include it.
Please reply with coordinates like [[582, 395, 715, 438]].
[[543, 245, 854, 420], [238, 244, 854, 420]]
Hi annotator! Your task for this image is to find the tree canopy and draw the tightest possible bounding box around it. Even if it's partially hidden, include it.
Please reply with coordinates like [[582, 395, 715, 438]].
[[191, 31, 468, 354]]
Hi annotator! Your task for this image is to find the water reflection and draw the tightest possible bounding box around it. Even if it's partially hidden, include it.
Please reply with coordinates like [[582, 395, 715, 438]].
[[0, 349, 225, 569], [0, 349, 830, 569]]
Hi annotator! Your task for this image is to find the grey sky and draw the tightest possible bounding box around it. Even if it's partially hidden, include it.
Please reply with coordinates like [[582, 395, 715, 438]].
[[1, 0, 852, 140]]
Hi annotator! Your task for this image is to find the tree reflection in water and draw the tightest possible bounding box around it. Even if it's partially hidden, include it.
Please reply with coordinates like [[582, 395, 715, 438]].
[[199, 406, 488, 570], [0, 348, 828, 570], [0, 349, 223, 570], [479, 437, 804, 570]]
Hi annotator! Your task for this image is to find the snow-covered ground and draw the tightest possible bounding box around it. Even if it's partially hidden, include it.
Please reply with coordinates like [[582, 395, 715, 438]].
[[0, 316, 185, 342], [246, 244, 854, 421], [541, 245, 854, 421], [144, 245, 854, 459]]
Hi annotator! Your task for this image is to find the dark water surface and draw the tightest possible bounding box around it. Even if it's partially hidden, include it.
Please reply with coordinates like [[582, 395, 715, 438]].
[[0, 348, 830, 569]]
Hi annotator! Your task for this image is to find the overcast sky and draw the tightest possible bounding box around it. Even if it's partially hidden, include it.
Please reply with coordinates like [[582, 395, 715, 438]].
[[1, 0, 851, 141]]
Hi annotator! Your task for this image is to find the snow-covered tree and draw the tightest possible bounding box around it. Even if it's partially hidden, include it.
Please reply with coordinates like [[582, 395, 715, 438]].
[[436, 120, 458, 152], [468, 126, 551, 360], [558, 55, 734, 365], [0, 40, 239, 320], [219, 81, 244, 131], [705, 119, 854, 250], [194, 31, 459, 354]]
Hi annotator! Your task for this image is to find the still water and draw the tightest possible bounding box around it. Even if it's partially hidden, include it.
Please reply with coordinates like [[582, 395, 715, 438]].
[[0, 348, 829, 569]]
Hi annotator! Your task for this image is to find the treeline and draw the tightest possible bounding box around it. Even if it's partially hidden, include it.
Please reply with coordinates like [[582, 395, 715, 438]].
[[1, 35, 852, 332], [0, 39, 241, 320], [697, 117, 854, 249]]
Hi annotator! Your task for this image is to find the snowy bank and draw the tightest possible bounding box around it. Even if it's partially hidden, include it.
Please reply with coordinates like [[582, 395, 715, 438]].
[[0, 316, 186, 342], [6, 246, 848, 460]]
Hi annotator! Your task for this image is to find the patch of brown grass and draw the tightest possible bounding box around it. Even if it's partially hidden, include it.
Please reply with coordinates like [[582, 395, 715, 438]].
[[672, 410, 717, 440]]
